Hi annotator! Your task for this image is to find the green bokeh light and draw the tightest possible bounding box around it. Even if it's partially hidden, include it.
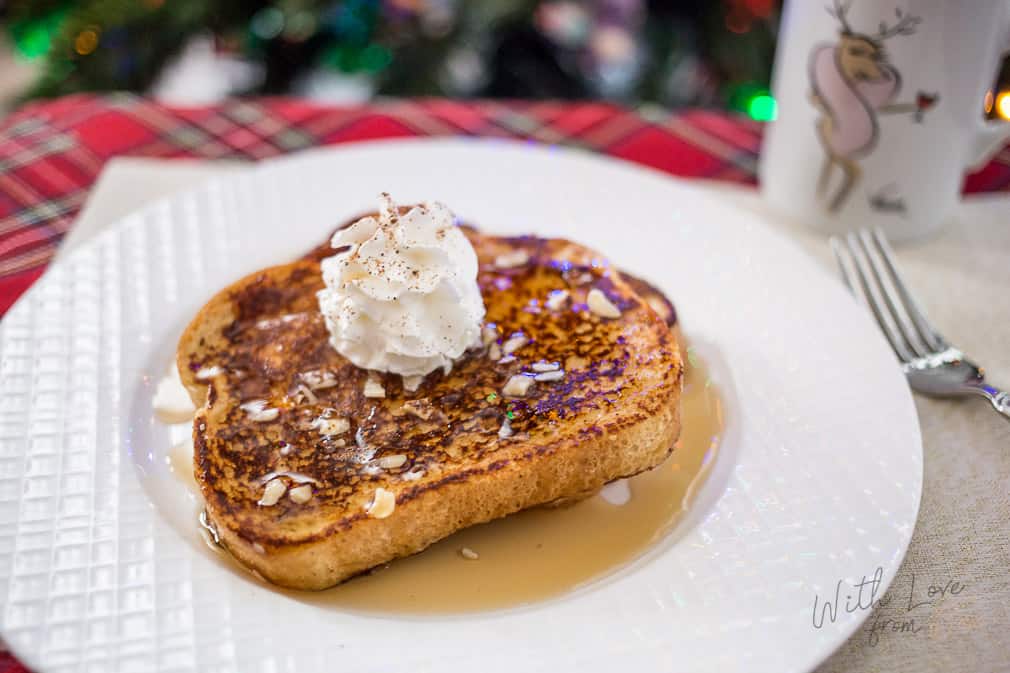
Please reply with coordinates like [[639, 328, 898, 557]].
[[359, 43, 392, 72], [747, 93, 777, 121], [9, 7, 69, 60]]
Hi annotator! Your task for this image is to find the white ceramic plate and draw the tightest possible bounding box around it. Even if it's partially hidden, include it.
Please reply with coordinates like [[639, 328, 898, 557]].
[[0, 139, 921, 673]]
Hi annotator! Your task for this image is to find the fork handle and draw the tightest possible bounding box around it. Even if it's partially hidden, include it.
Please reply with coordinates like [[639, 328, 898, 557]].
[[965, 382, 1010, 422]]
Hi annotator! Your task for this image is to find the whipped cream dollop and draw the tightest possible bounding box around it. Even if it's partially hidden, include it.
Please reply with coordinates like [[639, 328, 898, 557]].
[[317, 194, 485, 379]]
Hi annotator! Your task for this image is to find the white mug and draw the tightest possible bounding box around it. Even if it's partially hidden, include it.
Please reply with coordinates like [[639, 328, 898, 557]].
[[760, 0, 1010, 241]]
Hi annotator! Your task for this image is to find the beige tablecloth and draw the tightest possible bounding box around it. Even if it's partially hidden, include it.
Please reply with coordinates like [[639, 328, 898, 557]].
[[68, 159, 1010, 673]]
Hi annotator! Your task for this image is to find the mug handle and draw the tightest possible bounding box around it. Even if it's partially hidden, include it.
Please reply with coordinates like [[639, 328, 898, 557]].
[[968, 13, 1010, 170]]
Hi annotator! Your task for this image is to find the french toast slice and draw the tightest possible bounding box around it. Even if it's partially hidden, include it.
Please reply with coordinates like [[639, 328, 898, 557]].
[[178, 229, 683, 590]]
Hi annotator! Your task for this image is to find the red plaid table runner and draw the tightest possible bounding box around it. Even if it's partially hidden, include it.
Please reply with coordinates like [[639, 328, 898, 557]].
[[0, 94, 1009, 671], [2, 94, 1010, 319]]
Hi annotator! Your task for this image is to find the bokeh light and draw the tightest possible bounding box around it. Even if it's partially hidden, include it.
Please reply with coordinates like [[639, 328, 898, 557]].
[[74, 29, 99, 56], [996, 91, 1010, 121], [747, 93, 777, 121]]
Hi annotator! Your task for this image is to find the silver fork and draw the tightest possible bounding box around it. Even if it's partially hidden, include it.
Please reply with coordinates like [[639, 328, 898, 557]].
[[830, 228, 1010, 421]]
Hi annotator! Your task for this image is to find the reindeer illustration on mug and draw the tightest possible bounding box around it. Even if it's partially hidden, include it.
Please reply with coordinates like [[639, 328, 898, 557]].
[[809, 1, 939, 212]]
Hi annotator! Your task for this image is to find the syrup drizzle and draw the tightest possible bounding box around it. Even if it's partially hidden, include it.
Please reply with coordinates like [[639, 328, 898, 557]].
[[165, 348, 723, 614]]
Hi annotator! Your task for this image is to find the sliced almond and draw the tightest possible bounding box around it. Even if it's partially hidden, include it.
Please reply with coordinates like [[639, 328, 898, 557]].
[[534, 369, 565, 382], [292, 383, 318, 405], [494, 250, 529, 268], [587, 288, 621, 319], [301, 369, 338, 390], [288, 484, 313, 504], [545, 289, 569, 311], [488, 343, 502, 361], [378, 454, 407, 469], [402, 375, 424, 393], [240, 399, 279, 423], [258, 478, 287, 506], [366, 487, 396, 518], [364, 377, 386, 399], [498, 417, 513, 439], [502, 333, 529, 355], [531, 361, 560, 372], [503, 374, 534, 398], [481, 324, 498, 346], [311, 415, 350, 436], [195, 365, 224, 380]]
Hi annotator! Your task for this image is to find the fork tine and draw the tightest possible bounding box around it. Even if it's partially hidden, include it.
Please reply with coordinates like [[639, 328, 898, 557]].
[[855, 229, 931, 358], [830, 236, 862, 298], [832, 237, 856, 295], [870, 228, 948, 352], [840, 232, 917, 362]]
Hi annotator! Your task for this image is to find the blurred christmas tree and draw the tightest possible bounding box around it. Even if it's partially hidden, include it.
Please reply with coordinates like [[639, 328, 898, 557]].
[[2, 0, 781, 118]]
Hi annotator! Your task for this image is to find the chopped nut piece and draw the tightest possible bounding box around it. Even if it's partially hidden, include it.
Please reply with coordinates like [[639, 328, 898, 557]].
[[494, 250, 529, 268], [240, 399, 279, 423], [378, 454, 407, 469], [587, 288, 621, 319], [545, 289, 570, 311], [292, 383, 318, 405], [252, 542, 266, 555], [534, 369, 565, 382], [502, 374, 534, 397], [310, 415, 350, 436], [502, 333, 529, 355], [402, 375, 423, 393], [363, 377, 386, 398], [498, 417, 513, 439], [195, 365, 224, 380], [498, 354, 516, 364], [301, 369, 338, 390], [288, 485, 313, 504], [531, 361, 560, 372], [460, 547, 480, 560], [481, 323, 498, 346], [258, 478, 287, 506], [366, 487, 396, 518], [488, 343, 502, 361]]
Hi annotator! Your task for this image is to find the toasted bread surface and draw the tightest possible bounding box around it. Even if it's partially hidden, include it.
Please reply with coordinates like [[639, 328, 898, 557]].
[[178, 229, 682, 590]]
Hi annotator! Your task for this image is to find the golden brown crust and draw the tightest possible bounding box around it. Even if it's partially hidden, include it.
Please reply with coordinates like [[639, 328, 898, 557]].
[[178, 229, 682, 590]]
